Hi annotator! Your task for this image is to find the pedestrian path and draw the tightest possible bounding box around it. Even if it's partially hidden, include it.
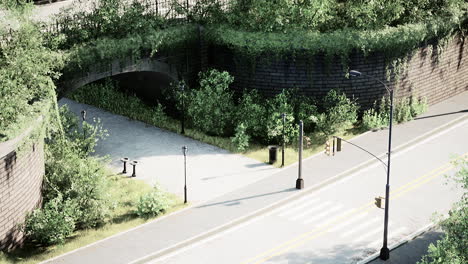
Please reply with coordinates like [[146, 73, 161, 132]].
[[46, 91, 468, 264], [60, 98, 280, 204]]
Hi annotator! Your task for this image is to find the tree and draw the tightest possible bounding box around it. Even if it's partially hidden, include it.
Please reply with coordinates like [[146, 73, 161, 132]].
[[418, 156, 468, 264]]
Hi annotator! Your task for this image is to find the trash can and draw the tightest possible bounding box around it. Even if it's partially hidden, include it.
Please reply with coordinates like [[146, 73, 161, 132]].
[[268, 145, 278, 164]]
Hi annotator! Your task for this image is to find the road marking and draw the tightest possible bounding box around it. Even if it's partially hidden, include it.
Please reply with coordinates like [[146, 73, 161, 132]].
[[289, 201, 333, 221], [303, 204, 344, 224], [277, 198, 321, 217], [353, 224, 385, 243], [327, 212, 369, 233], [366, 226, 408, 249], [341, 217, 380, 238], [241, 158, 462, 264]]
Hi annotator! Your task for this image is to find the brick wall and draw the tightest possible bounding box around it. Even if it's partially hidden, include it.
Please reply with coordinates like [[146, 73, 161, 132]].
[[209, 34, 467, 108], [0, 141, 44, 251]]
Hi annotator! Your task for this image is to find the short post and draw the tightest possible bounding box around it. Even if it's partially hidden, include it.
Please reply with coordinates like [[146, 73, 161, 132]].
[[296, 121, 304, 189], [120, 157, 129, 174], [281, 113, 286, 167], [130, 161, 138, 177], [182, 145, 188, 204], [336, 137, 342, 152]]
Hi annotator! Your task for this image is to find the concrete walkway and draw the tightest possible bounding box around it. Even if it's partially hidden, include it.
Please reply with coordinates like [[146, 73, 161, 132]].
[[47, 91, 468, 264], [60, 98, 280, 204]]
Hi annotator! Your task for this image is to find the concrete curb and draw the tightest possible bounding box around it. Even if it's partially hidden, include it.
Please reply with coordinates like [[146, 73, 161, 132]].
[[356, 223, 436, 264]]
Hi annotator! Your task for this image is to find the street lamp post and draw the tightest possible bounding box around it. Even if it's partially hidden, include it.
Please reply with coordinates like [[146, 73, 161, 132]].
[[281, 113, 286, 167], [296, 120, 304, 189], [182, 145, 188, 204], [349, 70, 393, 260], [180, 83, 185, 135]]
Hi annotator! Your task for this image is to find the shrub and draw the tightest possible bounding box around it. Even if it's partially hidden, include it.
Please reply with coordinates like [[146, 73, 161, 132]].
[[136, 185, 173, 217], [362, 108, 387, 131], [23, 196, 76, 245], [310, 89, 358, 139], [44, 141, 112, 228], [235, 89, 267, 141], [187, 69, 235, 136], [232, 122, 250, 152]]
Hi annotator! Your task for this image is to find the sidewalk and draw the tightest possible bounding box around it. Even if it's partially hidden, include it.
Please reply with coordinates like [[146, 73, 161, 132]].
[[46, 91, 468, 264]]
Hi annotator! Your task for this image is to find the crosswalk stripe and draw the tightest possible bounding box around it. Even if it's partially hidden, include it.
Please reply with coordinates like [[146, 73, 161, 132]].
[[327, 212, 370, 233], [277, 198, 321, 217], [289, 201, 333, 221], [303, 204, 345, 224], [366, 226, 408, 249], [341, 217, 380, 238], [353, 225, 384, 243]]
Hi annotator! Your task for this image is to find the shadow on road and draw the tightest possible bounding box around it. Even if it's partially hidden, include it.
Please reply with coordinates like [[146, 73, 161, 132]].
[[196, 188, 297, 208]]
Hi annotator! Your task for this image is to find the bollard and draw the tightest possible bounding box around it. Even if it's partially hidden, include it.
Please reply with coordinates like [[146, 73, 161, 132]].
[[332, 137, 336, 156], [130, 160, 138, 177], [120, 157, 129, 174]]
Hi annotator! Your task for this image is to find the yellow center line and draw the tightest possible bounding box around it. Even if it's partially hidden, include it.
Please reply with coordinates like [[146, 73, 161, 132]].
[[241, 155, 467, 264]]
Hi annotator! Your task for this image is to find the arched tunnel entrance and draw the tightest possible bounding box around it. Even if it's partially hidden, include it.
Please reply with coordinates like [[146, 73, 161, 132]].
[[81, 71, 180, 116], [110, 71, 175, 106]]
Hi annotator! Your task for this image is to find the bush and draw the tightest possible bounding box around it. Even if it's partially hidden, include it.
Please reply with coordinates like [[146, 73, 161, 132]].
[[310, 89, 358, 139], [235, 89, 267, 141], [44, 140, 112, 229], [187, 69, 235, 136], [232, 122, 250, 152], [136, 185, 173, 217], [362, 108, 387, 131], [23, 196, 76, 245]]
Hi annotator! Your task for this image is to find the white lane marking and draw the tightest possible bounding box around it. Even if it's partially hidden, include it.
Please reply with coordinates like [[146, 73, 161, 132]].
[[341, 217, 380, 238], [366, 226, 408, 249], [327, 212, 370, 233], [277, 198, 321, 217], [303, 204, 345, 224], [353, 225, 384, 243], [289, 201, 333, 221]]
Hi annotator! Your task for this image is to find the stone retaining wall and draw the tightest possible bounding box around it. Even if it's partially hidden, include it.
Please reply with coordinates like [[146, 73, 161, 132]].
[[0, 134, 44, 251], [209, 34, 467, 107]]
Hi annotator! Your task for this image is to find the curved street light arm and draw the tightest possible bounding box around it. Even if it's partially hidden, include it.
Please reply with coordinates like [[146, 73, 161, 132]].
[[334, 136, 388, 172]]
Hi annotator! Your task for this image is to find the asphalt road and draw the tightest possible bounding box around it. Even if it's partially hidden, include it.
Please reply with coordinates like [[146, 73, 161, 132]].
[[155, 120, 467, 264]]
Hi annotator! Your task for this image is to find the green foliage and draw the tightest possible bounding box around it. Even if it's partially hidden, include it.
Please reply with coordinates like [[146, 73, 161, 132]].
[[187, 69, 235, 136], [50, 0, 167, 47], [23, 195, 76, 245], [63, 24, 198, 79], [266, 91, 298, 144], [235, 89, 267, 140], [362, 95, 428, 130], [226, 0, 466, 33], [69, 80, 176, 130], [418, 156, 467, 264], [206, 12, 465, 70], [136, 185, 173, 217], [361, 108, 387, 131], [0, 20, 63, 141], [310, 89, 358, 138], [232, 122, 250, 152]]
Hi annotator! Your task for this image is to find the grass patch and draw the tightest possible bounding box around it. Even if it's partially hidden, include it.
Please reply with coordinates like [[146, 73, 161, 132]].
[[0, 173, 185, 264], [245, 128, 362, 168]]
